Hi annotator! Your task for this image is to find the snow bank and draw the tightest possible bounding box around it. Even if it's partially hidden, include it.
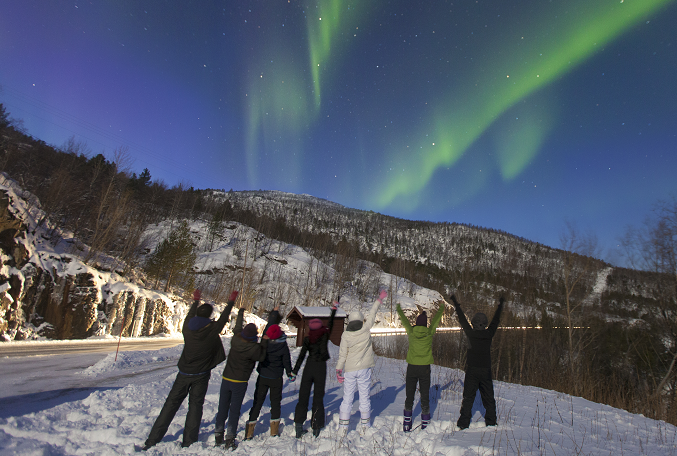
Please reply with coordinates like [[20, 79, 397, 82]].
[[79, 345, 184, 377]]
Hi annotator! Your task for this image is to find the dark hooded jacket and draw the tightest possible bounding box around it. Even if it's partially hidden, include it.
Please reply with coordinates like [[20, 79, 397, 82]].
[[177, 298, 235, 375], [292, 307, 337, 374], [221, 308, 269, 382], [452, 299, 503, 369], [257, 309, 293, 379]]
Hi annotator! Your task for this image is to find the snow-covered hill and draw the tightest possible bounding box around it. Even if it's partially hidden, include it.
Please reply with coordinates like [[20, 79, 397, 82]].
[[0, 175, 445, 342]]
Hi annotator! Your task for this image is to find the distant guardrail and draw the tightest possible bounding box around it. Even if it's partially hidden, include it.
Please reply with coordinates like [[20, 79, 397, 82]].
[[287, 325, 565, 339], [370, 326, 579, 336]]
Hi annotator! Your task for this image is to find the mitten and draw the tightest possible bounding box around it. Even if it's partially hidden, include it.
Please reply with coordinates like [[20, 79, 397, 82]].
[[499, 296, 505, 305], [193, 289, 201, 301], [228, 290, 239, 303], [336, 369, 345, 383], [332, 300, 339, 310], [378, 290, 388, 302], [288, 372, 297, 382], [450, 294, 459, 306]]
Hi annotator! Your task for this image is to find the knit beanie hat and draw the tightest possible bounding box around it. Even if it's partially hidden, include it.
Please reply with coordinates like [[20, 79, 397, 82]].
[[241, 323, 259, 341], [415, 311, 427, 327], [308, 319, 323, 330], [196, 304, 213, 318], [348, 310, 364, 322], [266, 324, 282, 340], [471, 312, 488, 330]]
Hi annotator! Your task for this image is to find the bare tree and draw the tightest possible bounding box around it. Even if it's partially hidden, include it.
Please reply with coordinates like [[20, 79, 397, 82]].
[[83, 148, 132, 265], [559, 220, 600, 395], [60, 135, 92, 157], [621, 197, 677, 399]]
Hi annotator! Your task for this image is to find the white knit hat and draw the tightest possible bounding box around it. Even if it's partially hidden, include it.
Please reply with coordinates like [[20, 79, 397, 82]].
[[348, 310, 364, 322]]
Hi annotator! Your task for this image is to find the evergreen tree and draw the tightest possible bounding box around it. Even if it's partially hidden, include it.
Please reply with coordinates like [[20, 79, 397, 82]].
[[128, 168, 152, 198], [145, 220, 196, 292], [206, 210, 225, 252]]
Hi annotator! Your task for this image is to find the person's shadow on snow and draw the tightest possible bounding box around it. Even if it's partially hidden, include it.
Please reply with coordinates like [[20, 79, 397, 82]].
[[471, 390, 486, 418], [323, 384, 344, 414], [0, 387, 121, 419], [370, 383, 405, 417], [451, 379, 486, 420], [323, 381, 406, 420]]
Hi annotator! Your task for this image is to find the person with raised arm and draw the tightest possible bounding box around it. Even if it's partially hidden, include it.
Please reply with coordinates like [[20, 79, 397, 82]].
[[336, 290, 387, 433], [291, 300, 338, 438], [213, 300, 269, 449], [143, 289, 237, 450], [449, 294, 504, 430], [396, 301, 445, 431], [245, 304, 293, 439]]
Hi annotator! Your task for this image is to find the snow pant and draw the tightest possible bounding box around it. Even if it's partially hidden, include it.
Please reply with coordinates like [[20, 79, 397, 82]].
[[294, 360, 327, 430], [457, 367, 497, 428], [214, 379, 249, 437], [145, 371, 210, 447], [248, 375, 283, 421], [339, 368, 372, 427], [404, 363, 431, 414]]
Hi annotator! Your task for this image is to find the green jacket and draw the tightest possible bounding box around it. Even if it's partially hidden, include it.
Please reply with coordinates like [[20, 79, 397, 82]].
[[396, 303, 445, 365]]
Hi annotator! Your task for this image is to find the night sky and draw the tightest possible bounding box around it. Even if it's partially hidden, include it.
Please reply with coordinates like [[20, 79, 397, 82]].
[[2, 0, 676, 264]]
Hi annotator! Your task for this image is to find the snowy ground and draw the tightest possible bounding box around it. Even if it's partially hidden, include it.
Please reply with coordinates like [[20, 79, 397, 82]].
[[1, 339, 676, 455]]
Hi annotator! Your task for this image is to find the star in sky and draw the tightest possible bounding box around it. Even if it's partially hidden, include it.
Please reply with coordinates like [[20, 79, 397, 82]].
[[0, 0, 676, 265]]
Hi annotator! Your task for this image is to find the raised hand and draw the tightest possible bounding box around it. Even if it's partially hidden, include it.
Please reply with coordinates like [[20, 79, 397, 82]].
[[193, 289, 201, 301], [228, 290, 239, 303]]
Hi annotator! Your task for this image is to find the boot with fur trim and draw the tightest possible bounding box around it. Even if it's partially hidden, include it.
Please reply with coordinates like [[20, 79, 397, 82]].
[[244, 421, 256, 440], [270, 419, 281, 437]]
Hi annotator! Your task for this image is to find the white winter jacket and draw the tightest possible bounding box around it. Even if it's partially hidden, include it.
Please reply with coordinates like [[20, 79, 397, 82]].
[[336, 298, 381, 373]]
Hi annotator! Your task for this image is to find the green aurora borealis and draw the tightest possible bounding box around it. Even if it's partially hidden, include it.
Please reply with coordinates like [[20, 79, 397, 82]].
[[239, 0, 675, 215], [2, 0, 677, 258]]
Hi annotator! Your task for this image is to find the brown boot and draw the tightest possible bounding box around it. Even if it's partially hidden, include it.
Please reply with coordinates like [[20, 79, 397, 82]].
[[244, 421, 256, 440], [270, 419, 281, 437]]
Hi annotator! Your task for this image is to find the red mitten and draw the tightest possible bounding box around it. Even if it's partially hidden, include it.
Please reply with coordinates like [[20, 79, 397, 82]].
[[378, 290, 388, 302], [228, 290, 239, 303], [193, 289, 201, 301]]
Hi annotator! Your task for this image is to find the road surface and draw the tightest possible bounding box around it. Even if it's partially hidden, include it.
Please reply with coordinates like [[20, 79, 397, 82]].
[[0, 337, 183, 357], [0, 338, 186, 416]]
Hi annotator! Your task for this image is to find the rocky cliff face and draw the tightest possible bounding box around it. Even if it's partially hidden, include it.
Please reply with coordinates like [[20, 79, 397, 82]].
[[0, 184, 182, 341]]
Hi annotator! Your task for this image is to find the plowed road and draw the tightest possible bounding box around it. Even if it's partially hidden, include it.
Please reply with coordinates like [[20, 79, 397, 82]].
[[0, 338, 183, 358]]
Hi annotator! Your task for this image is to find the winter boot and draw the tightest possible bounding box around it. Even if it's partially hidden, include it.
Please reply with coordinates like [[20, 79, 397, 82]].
[[360, 417, 371, 433], [403, 409, 413, 432], [421, 413, 431, 430], [338, 418, 350, 436], [224, 436, 238, 450], [244, 421, 256, 440], [214, 432, 224, 447], [270, 419, 281, 437], [295, 423, 308, 438], [312, 427, 321, 438]]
